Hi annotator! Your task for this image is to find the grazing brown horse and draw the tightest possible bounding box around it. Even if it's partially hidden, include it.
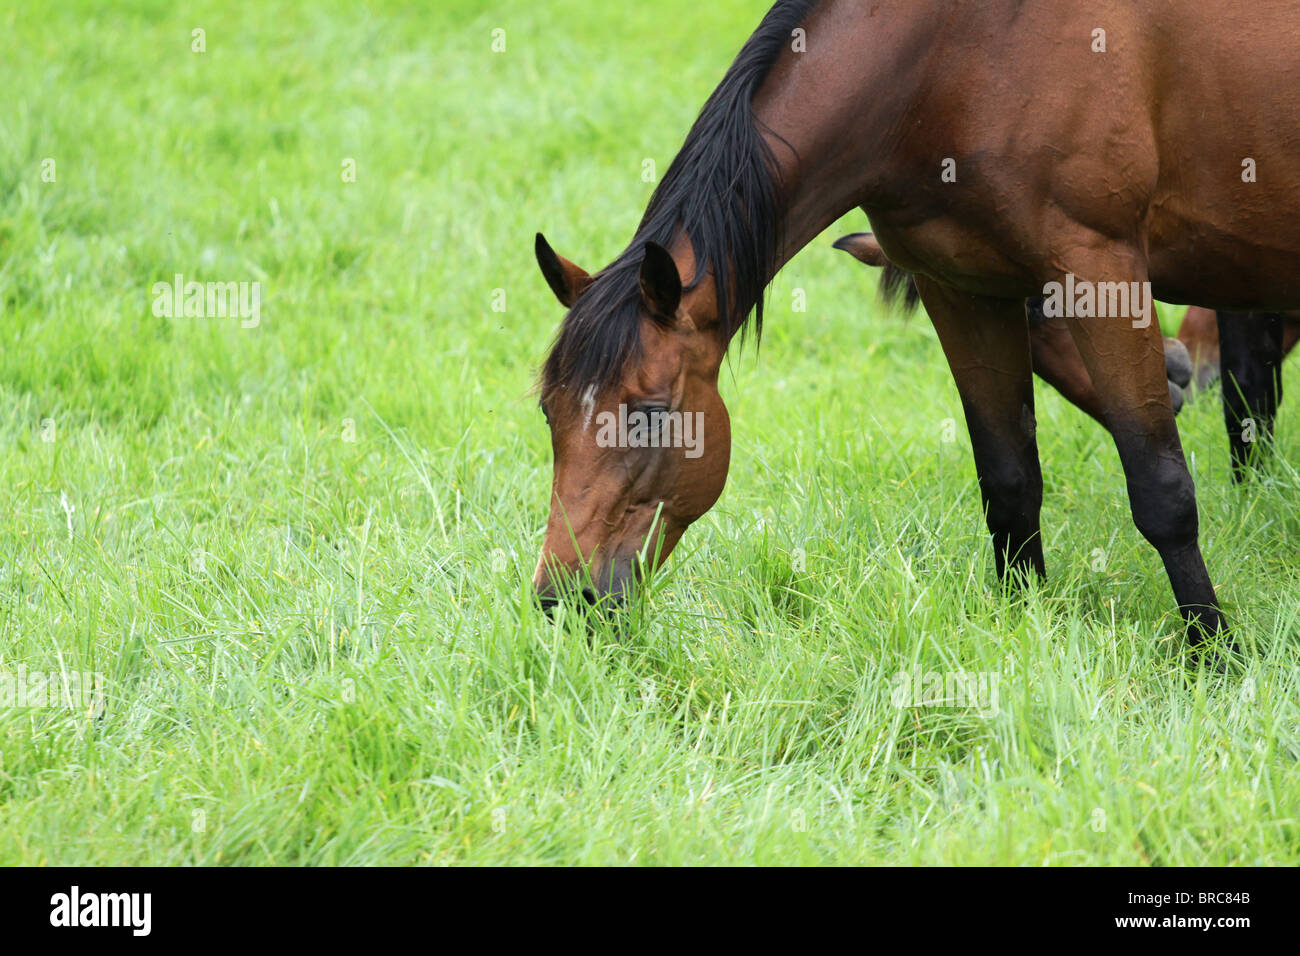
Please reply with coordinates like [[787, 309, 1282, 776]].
[[534, 0, 1300, 647]]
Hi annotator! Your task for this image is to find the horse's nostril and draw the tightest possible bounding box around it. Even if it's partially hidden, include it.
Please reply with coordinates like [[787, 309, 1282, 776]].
[[580, 587, 599, 607]]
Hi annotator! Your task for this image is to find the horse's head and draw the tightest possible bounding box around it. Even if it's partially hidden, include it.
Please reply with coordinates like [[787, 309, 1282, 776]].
[[532, 233, 732, 612]]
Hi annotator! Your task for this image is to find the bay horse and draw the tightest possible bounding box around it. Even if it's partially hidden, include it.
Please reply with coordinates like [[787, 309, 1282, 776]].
[[533, 0, 1300, 647], [834, 232, 1300, 478]]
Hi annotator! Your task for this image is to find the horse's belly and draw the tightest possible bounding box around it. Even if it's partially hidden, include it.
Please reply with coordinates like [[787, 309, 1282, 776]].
[[1147, 221, 1300, 310]]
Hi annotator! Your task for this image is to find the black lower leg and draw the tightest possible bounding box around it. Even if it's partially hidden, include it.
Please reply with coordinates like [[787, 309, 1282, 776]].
[[912, 280, 1047, 588], [1218, 311, 1284, 480], [1117, 430, 1226, 644], [965, 402, 1045, 582]]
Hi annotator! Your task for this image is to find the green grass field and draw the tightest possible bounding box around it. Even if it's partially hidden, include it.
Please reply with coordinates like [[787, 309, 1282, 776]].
[[2, 0, 1297, 865]]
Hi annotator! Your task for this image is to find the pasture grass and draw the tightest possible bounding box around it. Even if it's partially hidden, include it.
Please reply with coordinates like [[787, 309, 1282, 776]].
[[1, 0, 1297, 865]]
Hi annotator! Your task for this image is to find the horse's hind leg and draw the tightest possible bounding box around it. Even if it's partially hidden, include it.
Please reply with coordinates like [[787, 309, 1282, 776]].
[[1054, 250, 1225, 645], [912, 277, 1045, 581], [1218, 310, 1284, 480]]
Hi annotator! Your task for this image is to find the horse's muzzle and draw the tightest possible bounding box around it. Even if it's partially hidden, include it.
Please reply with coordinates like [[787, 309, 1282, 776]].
[[533, 556, 640, 617]]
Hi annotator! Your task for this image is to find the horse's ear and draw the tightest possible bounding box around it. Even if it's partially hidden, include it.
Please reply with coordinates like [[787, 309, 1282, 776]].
[[535, 233, 593, 308], [638, 242, 682, 321], [832, 232, 890, 268]]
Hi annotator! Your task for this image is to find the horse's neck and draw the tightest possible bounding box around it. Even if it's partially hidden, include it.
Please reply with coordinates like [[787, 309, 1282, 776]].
[[752, 0, 940, 275], [671, 0, 943, 328]]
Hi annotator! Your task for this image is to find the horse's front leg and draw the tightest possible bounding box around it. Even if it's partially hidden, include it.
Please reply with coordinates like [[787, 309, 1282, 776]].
[[1054, 252, 1226, 645], [913, 277, 1045, 582]]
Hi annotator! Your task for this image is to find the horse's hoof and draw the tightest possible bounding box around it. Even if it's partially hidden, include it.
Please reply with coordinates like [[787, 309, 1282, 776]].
[[1169, 380, 1185, 415], [1189, 635, 1245, 674], [1164, 337, 1193, 388]]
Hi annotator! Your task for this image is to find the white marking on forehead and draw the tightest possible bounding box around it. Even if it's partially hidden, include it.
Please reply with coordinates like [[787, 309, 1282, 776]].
[[580, 385, 596, 431]]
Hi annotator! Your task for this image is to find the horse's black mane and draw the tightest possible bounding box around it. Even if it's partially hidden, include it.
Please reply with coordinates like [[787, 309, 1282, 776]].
[[541, 0, 821, 400]]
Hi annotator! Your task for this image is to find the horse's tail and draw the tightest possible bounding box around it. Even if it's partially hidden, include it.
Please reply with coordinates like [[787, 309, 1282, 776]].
[[880, 262, 921, 313]]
